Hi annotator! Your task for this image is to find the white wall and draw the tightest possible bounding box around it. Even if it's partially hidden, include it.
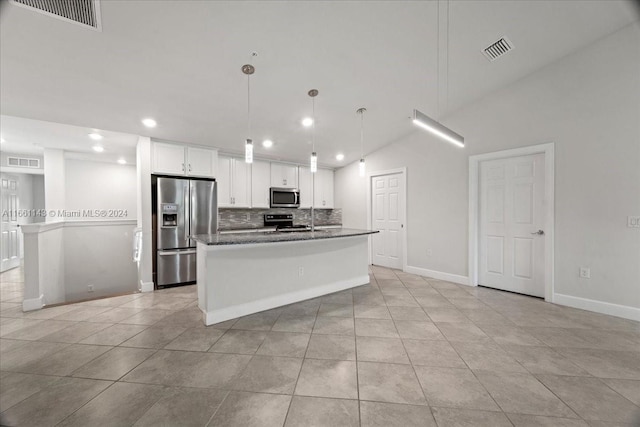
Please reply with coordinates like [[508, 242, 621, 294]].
[[32, 175, 45, 222], [63, 222, 138, 301], [65, 158, 137, 220], [43, 148, 65, 222], [336, 24, 640, 312]]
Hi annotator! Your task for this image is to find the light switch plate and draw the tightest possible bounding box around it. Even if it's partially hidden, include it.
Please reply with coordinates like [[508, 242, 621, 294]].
[[628, 216, 640, 228]]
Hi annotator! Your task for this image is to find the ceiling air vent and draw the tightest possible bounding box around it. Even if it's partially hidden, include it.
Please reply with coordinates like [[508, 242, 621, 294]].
[[7, 157, 41, 169], [482, 37, 514, 62], [10, 0, 102, 31]]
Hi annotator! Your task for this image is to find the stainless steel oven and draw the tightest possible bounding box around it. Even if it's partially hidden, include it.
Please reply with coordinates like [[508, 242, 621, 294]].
[[270, 187, 300, 208]]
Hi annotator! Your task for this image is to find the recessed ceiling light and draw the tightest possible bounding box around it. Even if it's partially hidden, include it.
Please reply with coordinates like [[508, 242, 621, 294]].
[[142, 118, 157, 128], [117, 158, 127, 165], [88, 133, 103, 140], [336, 153, 345, 161], [301, 117, 313, 127], [262, 139, 273, 148], [92, 145, 104, 153]]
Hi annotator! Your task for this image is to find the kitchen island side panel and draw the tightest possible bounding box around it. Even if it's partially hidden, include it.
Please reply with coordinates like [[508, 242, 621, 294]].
[[197, 235, 370, 325]]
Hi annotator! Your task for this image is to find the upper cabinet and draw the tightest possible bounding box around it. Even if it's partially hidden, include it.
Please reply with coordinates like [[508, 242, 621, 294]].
[[218, 155, 251, 208], [251, 160, 271, 208], [270, 162, 298, 188], [298, 166, 312, 208], [298, 166, 333, 209], [152, 142, 218, 178], [314, 168, 334, 209]]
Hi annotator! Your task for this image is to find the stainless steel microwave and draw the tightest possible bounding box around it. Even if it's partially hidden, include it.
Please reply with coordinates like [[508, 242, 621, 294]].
[[270, 187, 300, 208]]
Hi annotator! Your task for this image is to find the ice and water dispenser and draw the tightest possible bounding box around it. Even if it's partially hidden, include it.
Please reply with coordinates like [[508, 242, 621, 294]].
[[161, 203, 178, 227]]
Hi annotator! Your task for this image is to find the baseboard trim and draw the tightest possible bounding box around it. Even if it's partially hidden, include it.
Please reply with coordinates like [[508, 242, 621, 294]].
[[22, 294, 44, 312], [404, 265, 471, 287], [202, 275, 370, 326], [139, 281, 154, 293], [553, 293, 640, 322]]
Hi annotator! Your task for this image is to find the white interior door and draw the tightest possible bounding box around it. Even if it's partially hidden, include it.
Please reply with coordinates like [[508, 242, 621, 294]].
[[1, 175, 21, 272], [479, 153, 545, 297], [372, 172, 404, 269]]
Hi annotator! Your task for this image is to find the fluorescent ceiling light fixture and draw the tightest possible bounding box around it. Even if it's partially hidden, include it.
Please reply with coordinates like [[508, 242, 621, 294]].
[[88, 133, 103, 140], [335, 153, 344, 161], [117, 158, 127, 165], [92, 145, 104, 153], [412, 109, 464, 148], [141, 118, 157, 128], [262, 139, 273, 148], [301, 117, 313, 127]]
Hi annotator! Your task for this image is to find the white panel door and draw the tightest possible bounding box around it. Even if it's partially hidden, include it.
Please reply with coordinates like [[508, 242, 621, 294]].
[[372, 173, 404, 269], [479, 153, 545, 297], [1, 175, 21, 272]]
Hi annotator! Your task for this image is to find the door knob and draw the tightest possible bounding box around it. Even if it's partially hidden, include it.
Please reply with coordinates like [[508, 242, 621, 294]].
[[531, 230, 544, 235]]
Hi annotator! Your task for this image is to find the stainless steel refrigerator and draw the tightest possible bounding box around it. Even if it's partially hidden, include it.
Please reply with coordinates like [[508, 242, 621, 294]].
[[153, 176, 217, 287]]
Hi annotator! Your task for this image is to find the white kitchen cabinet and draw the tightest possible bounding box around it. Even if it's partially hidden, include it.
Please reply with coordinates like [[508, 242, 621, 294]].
[[152, 142, 218, 178], [218, 155, 251, 208], [299, 167, 333, 209], [187, 146, 218, 177], [251, 160, 271, 208], [298, 166, 312, 208], [270, 162, 298, 188], [314, 168, 334, 209]]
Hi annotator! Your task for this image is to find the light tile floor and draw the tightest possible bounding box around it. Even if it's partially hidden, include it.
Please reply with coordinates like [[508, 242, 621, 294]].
[[1, 265, 639, 426]]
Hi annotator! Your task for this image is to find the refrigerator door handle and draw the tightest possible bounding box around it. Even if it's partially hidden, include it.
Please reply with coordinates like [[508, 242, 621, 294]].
[[158, 250, 197, 256]]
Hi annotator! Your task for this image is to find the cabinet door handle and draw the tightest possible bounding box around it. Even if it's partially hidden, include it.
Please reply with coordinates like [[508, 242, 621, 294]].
[[189, 164, 192, 172], [181, 163, 185, 172]]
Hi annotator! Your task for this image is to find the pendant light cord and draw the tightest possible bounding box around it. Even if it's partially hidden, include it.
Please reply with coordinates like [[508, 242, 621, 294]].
[[247, 71, 251, 138], [312, 97, 316, 152], [446, 0, 450, 115], [437, 0, 440, 121]]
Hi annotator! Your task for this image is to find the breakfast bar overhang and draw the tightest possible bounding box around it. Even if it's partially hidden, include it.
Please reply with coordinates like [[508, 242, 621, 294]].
[[192, 229, 378, 326]]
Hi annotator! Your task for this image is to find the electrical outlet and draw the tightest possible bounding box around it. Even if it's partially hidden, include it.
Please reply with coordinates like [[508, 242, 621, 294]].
[[579, 267, 591, 279], [628, 216, 640, 228], [298, 267, 304, 277], [87, 284, 94, 292]]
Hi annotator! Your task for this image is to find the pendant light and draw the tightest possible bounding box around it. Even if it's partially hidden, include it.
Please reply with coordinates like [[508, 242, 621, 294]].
[[308, 89, 319, 173], [413, 0, 464, 148], [241, 53, 257, 163], [357, 107, 367, 177]]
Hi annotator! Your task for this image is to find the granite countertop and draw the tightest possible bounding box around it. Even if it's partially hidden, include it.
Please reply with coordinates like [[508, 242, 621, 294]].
[[218, 223, 342, 232], [192, 228, 378, 246]]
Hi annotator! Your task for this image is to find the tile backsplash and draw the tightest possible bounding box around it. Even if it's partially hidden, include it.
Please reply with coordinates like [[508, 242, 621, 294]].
[[218, 208, 342, 230]]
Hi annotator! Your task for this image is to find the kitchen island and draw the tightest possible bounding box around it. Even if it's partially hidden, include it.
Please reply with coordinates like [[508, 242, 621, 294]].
[[192, 228, 378, 326]]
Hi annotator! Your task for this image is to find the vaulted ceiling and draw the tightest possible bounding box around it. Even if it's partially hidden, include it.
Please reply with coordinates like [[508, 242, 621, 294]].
[[1, 1, 637, 166]]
